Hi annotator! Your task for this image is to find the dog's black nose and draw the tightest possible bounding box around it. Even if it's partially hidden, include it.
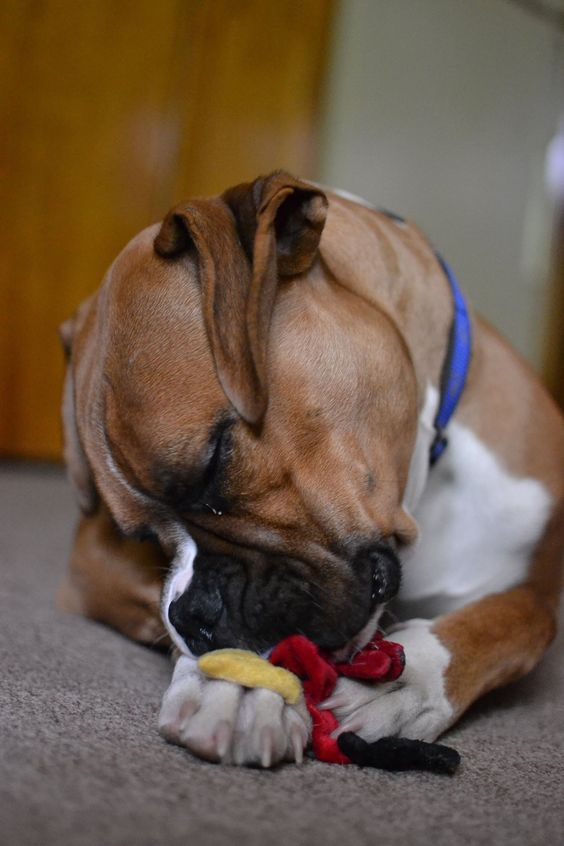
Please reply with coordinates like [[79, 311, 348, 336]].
[[369, 544, 401, 604], [168, 586, 224, 654]]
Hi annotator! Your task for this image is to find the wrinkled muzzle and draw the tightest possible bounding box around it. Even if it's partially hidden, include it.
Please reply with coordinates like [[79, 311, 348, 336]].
[[165, 543, 401, 656]]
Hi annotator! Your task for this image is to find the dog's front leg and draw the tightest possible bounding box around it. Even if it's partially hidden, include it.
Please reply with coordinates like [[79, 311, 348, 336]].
[[323, 584, 557, 742], [58, 504, 169, 647], [158, 654, 311, 766]]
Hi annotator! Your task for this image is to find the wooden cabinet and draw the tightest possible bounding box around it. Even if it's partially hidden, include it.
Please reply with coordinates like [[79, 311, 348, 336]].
[[0, 0, 333, 458]]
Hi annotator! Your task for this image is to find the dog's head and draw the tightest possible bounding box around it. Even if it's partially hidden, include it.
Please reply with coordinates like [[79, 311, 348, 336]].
[[61, 171, 418, 657]]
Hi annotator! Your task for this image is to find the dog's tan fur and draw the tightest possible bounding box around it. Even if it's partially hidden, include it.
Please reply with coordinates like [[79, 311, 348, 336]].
[[59, 171, 564, 765]]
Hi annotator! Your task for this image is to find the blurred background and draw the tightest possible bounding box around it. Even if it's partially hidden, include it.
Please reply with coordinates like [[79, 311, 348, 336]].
[[1, 0, 563, 462]]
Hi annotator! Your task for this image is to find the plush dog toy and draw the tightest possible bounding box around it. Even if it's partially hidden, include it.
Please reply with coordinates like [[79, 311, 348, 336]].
[[198, 633, 460, 774]]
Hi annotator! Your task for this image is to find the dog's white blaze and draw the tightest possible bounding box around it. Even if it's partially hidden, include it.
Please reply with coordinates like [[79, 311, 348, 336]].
[[400, 419, 552, 614], [403, 383, 439, 516], [162, 534, 198, 656]]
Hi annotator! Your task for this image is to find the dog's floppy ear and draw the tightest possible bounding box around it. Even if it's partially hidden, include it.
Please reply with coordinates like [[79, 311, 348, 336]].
[[59, 313, 99, 515], [154, 172, 327, 425], [223, 170, 328, 277]]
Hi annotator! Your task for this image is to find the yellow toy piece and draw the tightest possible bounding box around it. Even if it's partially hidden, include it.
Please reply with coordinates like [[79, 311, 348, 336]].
[[198, 648, 302, 705]]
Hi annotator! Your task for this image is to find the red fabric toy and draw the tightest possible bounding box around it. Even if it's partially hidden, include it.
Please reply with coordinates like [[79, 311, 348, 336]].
[[270, 632, 461, 774], [269, 632, 405, 764]]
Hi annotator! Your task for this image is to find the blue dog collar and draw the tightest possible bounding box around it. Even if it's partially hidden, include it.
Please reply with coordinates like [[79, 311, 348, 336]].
[[378, 208, 472, 465], [429, 254, 472, 465]]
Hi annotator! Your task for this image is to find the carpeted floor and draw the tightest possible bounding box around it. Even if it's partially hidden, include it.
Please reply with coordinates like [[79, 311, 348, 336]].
[[1, 463, 563, 846]]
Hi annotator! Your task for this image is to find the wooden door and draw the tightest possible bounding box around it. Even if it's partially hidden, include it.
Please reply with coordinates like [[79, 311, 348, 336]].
[[0, 0, 333, 459]]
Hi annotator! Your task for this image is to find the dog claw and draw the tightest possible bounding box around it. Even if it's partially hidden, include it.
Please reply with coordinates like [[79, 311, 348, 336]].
[[178, 700, 199, 724], [318, 695, 346, 711], [215, 720, 233, 761], [158, 721, 180, 742], [259, 726, 274, 768], [290, 725, 304, 765], [158, 699, 198, 740]]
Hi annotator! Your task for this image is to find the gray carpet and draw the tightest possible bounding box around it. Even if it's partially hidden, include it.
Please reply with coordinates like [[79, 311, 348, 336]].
[[1, 463, 563, 846]]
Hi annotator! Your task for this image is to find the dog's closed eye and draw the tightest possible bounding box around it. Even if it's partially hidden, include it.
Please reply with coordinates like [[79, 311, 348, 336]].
[[152, 414, 235, 516]]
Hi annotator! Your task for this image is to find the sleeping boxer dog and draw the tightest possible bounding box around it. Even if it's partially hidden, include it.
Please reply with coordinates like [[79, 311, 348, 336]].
[[58, 171, 564, 767]]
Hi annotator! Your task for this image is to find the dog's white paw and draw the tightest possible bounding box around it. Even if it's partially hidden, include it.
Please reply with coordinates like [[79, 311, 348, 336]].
[[322, 619, 454, 742], [158, 655, 311, 767]]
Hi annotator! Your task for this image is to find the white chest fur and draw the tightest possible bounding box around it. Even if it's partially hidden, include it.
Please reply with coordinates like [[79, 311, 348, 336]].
[[398, 391, 552, 617]]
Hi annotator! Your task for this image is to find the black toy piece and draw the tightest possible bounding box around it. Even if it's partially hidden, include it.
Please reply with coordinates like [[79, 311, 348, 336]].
[[337, 732, 461, 775]]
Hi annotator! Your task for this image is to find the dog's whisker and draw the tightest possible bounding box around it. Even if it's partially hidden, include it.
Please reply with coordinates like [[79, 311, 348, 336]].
[[150, 630, 171, 647]]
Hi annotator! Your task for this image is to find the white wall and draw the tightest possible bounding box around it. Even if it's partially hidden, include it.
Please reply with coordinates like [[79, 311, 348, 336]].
[[318, 0, 564, 367]]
